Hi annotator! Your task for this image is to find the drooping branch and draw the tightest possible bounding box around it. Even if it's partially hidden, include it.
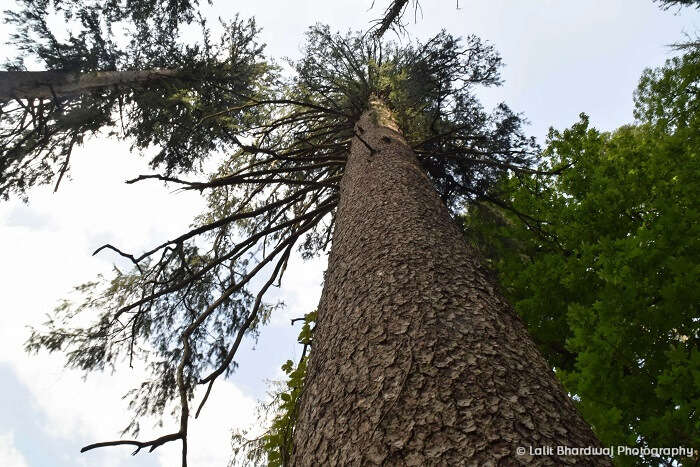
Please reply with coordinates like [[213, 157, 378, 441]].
[[195, 242, 295, 418], [102, 195, 338, 325], [80, 197, 335, 463]]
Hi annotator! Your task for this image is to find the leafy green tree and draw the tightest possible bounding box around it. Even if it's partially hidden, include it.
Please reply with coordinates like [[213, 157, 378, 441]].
[[4, 2, 611, 466], [465, 45, 699, 466]]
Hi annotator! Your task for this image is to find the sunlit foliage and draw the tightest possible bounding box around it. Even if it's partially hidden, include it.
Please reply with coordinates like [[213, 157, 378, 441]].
[[464, 45, 700, 466]]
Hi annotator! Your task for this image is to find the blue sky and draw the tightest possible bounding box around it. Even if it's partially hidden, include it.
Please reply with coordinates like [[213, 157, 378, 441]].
[[1, 1, 699, 465]]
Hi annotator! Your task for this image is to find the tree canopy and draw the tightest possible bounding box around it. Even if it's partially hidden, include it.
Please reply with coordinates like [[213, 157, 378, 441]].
[[464, 44, 699, 466], [3, 2, 538, 463], [1, 0, 272, 199]]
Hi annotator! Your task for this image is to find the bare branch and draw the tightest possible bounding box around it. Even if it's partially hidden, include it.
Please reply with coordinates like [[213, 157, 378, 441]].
[[81, 432, 181, 455], [372, 0, 410, 39]]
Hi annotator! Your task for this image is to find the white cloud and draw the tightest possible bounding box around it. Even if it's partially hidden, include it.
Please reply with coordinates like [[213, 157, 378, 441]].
[[0, 432, 29, 467]]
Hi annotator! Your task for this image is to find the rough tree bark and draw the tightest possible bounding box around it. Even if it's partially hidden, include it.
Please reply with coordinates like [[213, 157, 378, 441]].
[[0, 69, 177, 101], [291, 98, 611, 466]]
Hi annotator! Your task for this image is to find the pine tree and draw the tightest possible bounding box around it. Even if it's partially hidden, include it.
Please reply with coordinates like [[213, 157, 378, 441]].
[[4, 3, 609, 465], [1, 0, 266, 199], [291, 97, 606, 465]]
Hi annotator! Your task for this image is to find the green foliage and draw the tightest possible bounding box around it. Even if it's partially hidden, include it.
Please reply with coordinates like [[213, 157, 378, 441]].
[[635, 43, 700, 130], [465, 46, 700, 465], [1, 1, 271, 200], [292, 26, 536, 211], [231, 312, 315, 467]]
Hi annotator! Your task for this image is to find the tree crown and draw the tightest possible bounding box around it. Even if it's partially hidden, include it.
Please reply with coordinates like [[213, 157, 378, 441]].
[[4, 4, 537, 463], [463, 44, 700, 465]]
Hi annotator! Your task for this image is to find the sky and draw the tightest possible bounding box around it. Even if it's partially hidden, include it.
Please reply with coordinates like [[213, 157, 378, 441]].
[[0, 1, 699, 466]]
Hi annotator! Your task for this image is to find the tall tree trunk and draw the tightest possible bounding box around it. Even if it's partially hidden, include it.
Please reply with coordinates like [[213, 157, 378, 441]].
[[292, 98, 610, 466], [0, 69, 177, 101]]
